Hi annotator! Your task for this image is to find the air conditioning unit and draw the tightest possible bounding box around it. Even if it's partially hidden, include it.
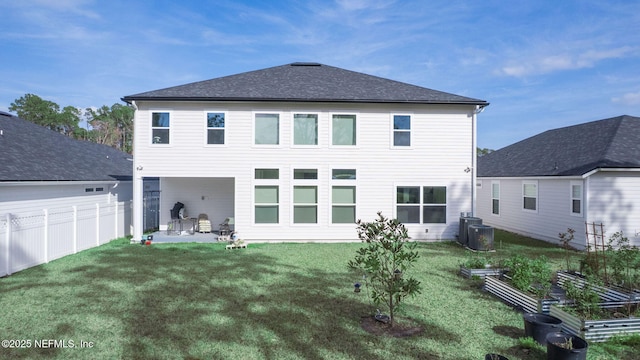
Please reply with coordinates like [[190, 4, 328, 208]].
[[458, 216, 482, 246], [468, 224, 494, 251]]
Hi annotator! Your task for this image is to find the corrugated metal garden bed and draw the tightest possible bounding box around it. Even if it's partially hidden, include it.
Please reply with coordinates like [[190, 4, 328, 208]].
[[485, 275, 564, 314], [459, 266, 504, 279], [550, 304, 640, 342]]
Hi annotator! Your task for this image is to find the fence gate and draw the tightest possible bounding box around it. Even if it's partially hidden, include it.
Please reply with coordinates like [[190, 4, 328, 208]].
[[143, 190, 160, 232]]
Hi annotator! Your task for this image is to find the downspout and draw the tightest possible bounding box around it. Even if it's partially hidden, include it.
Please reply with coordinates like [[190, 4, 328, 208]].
[[471, 105, 483, 216]]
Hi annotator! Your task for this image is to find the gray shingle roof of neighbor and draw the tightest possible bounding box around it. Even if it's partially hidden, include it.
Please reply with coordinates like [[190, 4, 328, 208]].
[[477, 115, 640, 177], [122, 62, 489, 106], [0, 111, 133, 182]]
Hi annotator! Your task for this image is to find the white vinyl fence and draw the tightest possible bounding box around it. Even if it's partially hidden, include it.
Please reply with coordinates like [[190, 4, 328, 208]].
[[0, 201, 132, 277]]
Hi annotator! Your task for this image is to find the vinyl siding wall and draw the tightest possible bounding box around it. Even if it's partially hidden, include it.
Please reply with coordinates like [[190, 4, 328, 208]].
[[133, 101, 477, 241], [586, 171, 640, 246], [477, 178, 588, 248]]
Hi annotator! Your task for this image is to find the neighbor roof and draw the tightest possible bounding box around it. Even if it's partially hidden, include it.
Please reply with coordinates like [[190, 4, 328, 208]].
[[122, 62, 488, 106], [478, 115, 640, 177], [0, 112, 132, 182]]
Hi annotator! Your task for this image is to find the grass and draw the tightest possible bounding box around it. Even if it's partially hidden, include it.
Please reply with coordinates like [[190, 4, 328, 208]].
[[1, 229, 639, 359]]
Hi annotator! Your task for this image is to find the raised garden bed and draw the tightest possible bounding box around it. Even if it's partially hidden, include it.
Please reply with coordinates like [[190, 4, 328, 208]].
[[550, 304, 640, 342], [485, 275, 563, 314], [459, 265, 504, 279], [557, 271, 640, 307]]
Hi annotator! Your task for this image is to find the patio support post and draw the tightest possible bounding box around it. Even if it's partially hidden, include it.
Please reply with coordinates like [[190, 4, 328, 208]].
[[132, 174, 144, 243]]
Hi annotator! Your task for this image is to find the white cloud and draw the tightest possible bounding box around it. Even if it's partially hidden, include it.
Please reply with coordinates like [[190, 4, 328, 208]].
[[500, 46, 636, 77], [612, 92, 640, 105]]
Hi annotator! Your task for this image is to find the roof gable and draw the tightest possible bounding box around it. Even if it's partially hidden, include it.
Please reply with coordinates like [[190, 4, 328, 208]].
[[478, 115, 640, 177], [0, 112, 132, 182], [123, 62, 488, 106]]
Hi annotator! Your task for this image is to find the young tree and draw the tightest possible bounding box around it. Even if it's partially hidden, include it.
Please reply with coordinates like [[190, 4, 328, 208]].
[[348, 212, 421, 326]]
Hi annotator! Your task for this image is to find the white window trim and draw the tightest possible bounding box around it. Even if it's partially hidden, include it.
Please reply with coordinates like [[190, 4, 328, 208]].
[[150, 110, 172, 146], [291, 165, 321, 225], [329, 167, 358, 225], [329, 112, 359, 148], [291, 112, 321, 148], [204, 110, 227, 146], [491, 181, 500, 216], [394, 184, 448, 224], [522, 180, 538, 213], [570, 180, 583, 217], [390, 113, 413, 149], [252, 167, 281, 225], [252, 111, 282, 147]]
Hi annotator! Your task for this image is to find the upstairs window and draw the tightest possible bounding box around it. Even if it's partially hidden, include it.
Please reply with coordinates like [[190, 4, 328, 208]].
[[151, 112, 170, 144], [393, 115, 411, 146], [332, 114, 356, 145], [206, 112, 225, 145], [255, 113, 279, 145], [293, 114, 318, 145]]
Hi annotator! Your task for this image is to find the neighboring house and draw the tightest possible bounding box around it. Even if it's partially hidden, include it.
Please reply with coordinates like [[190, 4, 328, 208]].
[[122, 62, 488, 243], [0, 111, 133, 276], [477, 115, 640, 249]]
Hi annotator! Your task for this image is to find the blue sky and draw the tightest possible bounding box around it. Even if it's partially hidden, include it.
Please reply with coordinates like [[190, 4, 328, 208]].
[[1, 0, 639, 150]]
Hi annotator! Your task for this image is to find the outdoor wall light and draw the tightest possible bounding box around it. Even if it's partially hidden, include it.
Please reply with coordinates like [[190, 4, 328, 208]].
[[136, 166, 143, 171]]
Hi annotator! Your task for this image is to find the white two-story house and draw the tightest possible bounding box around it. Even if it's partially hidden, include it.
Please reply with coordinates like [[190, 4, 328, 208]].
[[123, 62, 488, 243]]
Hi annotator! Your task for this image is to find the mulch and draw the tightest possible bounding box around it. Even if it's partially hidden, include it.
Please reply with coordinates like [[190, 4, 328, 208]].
[[360, 316, 424, 338]]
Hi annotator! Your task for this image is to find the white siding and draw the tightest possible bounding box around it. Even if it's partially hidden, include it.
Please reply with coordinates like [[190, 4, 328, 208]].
[[587, 171, 640, 246], [477, 178, 587, 248], [133, 101, 478, 241]]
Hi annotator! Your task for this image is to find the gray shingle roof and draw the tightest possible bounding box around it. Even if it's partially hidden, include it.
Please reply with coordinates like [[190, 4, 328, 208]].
[[478, 115, 640, 177], [123, 62, 488, 106], [0, 112, 133, 182]]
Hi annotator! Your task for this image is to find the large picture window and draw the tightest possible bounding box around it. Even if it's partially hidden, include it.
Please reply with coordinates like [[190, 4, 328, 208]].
[[396, 186, 447, 224], [393, 115, 411, 146], [206, 112, 225, 144], [255, 113, 279, 145], [332, 114, 356, 145], [293, 114, 318, 145], [151, 112, 170, 144]]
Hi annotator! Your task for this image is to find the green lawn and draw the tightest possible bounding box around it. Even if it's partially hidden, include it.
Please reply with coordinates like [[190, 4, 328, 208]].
[[1, 230, 638, 360]]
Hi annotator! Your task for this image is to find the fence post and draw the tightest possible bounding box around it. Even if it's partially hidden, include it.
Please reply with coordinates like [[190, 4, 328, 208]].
[[73, 206, 78, 254], [96, 203, 100, 246], [43, 208, 49, 263], [114, 201, 118, 240], [4, 213, 11, 276]]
